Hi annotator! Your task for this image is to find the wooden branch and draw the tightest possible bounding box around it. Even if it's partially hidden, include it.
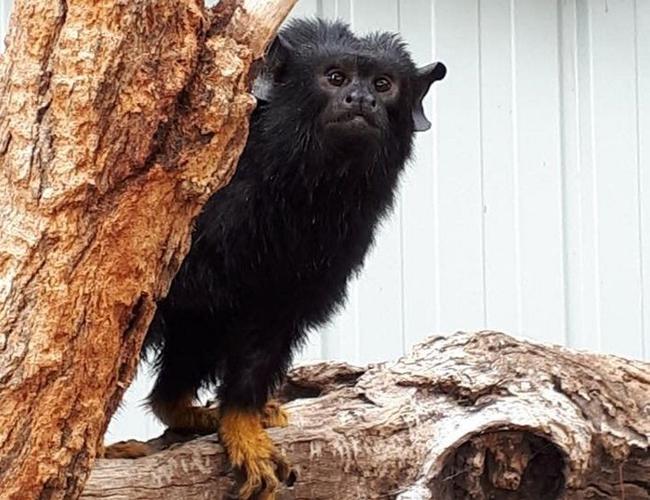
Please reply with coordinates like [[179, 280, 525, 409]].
[[83, 331, 650, 499], [0, 0, 296, 498]]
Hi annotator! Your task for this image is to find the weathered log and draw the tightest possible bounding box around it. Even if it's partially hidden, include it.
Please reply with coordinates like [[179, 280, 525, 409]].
[[83, 331, 650, 499], [0, 0, 296, 498]]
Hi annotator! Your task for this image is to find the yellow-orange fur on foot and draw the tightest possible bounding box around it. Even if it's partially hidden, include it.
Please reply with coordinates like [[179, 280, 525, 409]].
[[219, 408, 290, 499], [152, 395, 220, 433], [102, 440, 155, 459], [261, 400, 289, 429]]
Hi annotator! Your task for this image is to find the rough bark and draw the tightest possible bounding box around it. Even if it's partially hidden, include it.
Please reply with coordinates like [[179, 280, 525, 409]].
[[83, 331, 649, 499], [0, 0, 296, 498]]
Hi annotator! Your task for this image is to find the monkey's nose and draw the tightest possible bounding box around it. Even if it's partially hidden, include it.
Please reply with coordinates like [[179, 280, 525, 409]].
[[344, 90, 376, 110]]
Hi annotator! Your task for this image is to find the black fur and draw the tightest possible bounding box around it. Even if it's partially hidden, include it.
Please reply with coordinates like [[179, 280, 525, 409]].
[[145, 19, 445, 414]]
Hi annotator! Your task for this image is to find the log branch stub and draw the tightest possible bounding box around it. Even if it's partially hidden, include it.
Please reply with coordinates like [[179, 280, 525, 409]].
[[85, 331, 650, 499]]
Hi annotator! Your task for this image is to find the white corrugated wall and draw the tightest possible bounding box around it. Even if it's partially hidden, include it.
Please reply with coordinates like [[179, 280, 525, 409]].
[[1, 1, 648, 443]]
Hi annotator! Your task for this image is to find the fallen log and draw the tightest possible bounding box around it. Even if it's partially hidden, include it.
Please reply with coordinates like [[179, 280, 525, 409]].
[[85, 331, 650, 499]]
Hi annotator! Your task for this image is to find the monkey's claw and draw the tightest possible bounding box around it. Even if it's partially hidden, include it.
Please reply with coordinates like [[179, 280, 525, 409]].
[[219, 408, 293, 499], [238, 448, 291, 500]]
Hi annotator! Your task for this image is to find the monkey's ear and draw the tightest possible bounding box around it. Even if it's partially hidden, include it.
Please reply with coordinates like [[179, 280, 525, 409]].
[[252, 35, 294, 102], [266, 34, 293, 66], [412, 62, 446, 132]]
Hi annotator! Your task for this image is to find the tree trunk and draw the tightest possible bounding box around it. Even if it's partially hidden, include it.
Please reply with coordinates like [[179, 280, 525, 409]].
[[82, 331, 649, 499], [0, 1, 296, 498]]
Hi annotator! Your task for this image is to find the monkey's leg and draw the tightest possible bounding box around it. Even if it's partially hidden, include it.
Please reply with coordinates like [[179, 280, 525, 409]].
[[219, 341, 295, 500], [151, 394, 221, 432], [104, 396, 287, 459], [153, 397, 288, 430], [104, 331, 222, 459], [102, 394, 220, 459], [145, 324, 226, 434], [219, 406, 291, 499]]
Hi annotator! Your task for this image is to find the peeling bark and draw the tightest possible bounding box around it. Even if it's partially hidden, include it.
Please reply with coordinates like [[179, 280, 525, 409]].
[[0, 0, 296, 498], [84, 331, 650, 499]]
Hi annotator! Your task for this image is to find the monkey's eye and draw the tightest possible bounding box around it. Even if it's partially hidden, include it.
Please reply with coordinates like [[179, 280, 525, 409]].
[[326, 70, 347, 87], [374, 77, 392, 93]]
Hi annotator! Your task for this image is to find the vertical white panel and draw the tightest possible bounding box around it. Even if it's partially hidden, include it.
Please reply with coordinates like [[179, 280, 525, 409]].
[[321, 0, 352, 20], [511, 0, 566, 344], [570, 0, 604, 352], [0, 0, 12, 52], [399, 0, 440, 348], [561, 0, 598, 353], [106, 368, 164, 443], [479, 0, 520, 334], [635, 0, 650, 360], [297, 330, 324, 361], [288, 0, 319, 19], [350, 0, 398, 34], [433, 0, 486, 333], [588, 0, 644, 358], [349, 0, 404, 363], [560, 0, 581, 348]]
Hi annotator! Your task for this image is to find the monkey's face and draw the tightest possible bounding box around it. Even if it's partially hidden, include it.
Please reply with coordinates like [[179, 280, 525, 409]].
[[255, 20, 446, 154], [316, 59, 399, 144]]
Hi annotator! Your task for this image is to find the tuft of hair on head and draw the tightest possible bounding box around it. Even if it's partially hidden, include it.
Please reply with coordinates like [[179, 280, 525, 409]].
[[279, 18, 357, 52], [253, 18, 357, 102], [358, 31, 416, 73]]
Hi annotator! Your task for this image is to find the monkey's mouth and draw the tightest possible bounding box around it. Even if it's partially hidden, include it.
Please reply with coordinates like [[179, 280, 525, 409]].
[[328, 111, 378, 129]]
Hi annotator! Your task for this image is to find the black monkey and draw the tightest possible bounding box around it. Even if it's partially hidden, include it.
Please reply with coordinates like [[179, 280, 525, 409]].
[[109, 18, 445, 499]]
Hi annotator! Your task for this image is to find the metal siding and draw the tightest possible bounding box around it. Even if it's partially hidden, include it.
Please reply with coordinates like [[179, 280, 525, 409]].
[[572, 0, 604, 352], [638, 0, 650, 360], [561, 0, 594, 352], [399, 0, 440, 350], [0, 0, 648, 441], [591, 0, 644, 358], [511, 0, 567, 344], [432, 0, 487, 336], [480, 0, 520, 336]]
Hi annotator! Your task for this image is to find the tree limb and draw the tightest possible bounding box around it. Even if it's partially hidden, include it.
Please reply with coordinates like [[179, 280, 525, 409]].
[[83, 331, 650, 499]]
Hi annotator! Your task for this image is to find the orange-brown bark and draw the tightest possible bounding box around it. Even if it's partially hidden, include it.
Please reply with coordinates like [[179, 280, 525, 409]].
[[0, 0, 295, 498]]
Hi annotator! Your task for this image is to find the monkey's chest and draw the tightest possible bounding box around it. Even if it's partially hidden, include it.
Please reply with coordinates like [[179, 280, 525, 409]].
[[232, 171, 394, 318], [254, 202, 375, 297]]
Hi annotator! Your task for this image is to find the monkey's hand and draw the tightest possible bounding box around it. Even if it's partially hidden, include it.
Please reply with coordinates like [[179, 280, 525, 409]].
[[219, 407, 292, 500]]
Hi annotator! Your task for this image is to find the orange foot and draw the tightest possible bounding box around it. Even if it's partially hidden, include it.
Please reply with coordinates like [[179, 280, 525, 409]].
[[101, 440, 155, 459], [219, 407, 291, 500], [261, 399, 289, 429], [151, 395, 222, 433], [104, 397, 221, 459]]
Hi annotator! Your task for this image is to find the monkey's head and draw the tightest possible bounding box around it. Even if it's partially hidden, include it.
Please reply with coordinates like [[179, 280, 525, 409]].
[[254, 19, 446, 153]]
